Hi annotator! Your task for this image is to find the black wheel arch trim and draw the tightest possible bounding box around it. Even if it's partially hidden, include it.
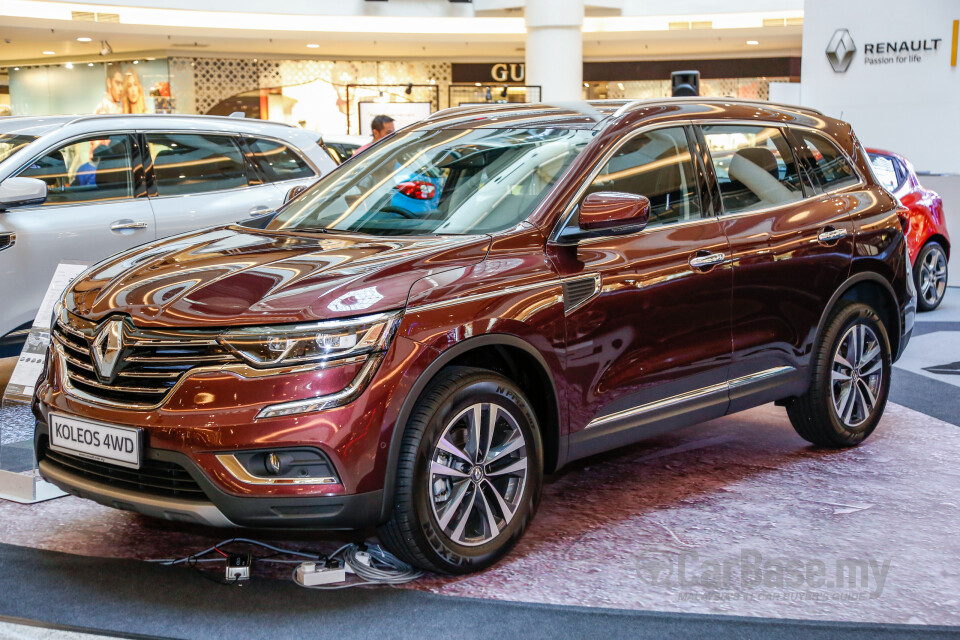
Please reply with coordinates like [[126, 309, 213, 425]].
[[812, 271, 903, 366], [377, 333, 562, 524]]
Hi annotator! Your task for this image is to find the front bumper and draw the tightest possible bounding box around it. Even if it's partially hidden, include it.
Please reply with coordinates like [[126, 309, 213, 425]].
[[35, 422, 384, 529]]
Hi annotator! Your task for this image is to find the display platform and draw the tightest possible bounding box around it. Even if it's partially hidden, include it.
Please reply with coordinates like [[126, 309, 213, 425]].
[[1, 289, 957, 639]]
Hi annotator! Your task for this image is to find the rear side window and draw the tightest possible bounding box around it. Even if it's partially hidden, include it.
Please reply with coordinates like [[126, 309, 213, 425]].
[[146, 133, 248, 196], [701, 125, 803, 215], [246, 137, 314, 182], [794, 131, 861, 192], [18, 134, 133, 205], [584, 126, 701, 229]]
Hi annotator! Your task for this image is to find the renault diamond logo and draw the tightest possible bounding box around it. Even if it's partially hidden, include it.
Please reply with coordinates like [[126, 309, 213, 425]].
[[826, 28, 856, 73], [92, 318, 125, 380]]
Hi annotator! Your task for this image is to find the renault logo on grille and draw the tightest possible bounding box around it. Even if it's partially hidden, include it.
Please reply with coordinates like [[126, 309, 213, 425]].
[[826, 28, 856, 73], [92, 318, 125, 380]]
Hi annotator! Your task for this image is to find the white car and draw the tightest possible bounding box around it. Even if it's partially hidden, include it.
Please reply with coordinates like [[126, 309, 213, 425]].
[[0, 114, 337, 355]]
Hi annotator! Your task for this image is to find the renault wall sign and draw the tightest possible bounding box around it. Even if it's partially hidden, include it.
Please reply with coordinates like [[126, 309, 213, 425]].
[[826, 28, 856, 73]]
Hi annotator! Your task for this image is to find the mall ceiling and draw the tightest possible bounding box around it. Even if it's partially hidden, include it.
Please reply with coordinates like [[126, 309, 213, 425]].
[[0, 18, 801, 66]]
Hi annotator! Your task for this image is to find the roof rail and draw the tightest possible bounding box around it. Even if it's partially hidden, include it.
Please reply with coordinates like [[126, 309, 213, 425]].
[[61, 113, 297, 128], [609, 96, 827, 119]]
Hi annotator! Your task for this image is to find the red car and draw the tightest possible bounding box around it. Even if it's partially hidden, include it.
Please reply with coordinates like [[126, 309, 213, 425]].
[[868, 148, 950, 311]]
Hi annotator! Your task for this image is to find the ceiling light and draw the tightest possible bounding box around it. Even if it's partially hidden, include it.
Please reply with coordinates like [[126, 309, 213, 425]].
[[747, 40, 759, 45], [42, 50, 55, 55], [77, 37, 92, 42], [87, 62, 94, 66], [65, 62, 73, 69], [133, 59, 139, 64], [99, 40, 113, 56], [13, 67, 19, 71], [306, 43, 320, 48], [617, 82, 624, 90]]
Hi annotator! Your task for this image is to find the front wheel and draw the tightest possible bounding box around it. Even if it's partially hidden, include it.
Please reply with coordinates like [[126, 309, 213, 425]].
[[378, 366, 543, 574], [786, 301, 892, 447], [915, 241, 948, 312]]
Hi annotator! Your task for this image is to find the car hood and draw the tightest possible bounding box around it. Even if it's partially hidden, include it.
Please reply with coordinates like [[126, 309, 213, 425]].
[[65, 225, 491, 328]]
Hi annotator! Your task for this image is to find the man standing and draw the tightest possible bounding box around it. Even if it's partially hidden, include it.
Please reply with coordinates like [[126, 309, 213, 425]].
[[355, 115, 395, 155], [95, 64, 124, 114]]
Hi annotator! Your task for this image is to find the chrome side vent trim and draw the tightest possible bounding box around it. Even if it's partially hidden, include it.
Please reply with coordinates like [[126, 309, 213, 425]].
[[562, 274, 601, 315], [0, 233, 15, 253]]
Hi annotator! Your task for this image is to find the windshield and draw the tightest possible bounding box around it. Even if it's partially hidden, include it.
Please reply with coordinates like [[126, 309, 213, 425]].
[[269, 128, 596, 236], [0, 134, 38, 165]]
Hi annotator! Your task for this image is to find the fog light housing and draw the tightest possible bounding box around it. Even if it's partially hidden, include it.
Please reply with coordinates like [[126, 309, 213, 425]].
[[216, 448, 339, 486]]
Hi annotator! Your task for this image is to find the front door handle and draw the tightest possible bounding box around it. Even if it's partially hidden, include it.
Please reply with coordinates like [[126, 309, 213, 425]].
[[817, 226, 848, 245], [248, 206, 274, 218], [689, 251, 726, 271], [110, 220, 149, 232]]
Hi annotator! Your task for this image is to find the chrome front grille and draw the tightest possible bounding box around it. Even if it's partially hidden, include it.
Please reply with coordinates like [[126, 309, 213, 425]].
[[52, 312, 240, 408]]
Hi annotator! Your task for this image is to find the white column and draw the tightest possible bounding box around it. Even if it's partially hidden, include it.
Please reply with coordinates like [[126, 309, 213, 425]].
[[524, 0, 584, 103]]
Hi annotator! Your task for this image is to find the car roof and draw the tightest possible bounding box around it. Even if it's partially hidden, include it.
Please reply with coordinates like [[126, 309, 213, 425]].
[[0, 113, 312, 138], [419, 98, 829, 131]]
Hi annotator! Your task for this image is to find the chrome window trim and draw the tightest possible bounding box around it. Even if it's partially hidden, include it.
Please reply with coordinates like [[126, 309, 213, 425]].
[[585, 366, 796, 430], [215, 454, 339, 486], [243, 134, 320, 180]]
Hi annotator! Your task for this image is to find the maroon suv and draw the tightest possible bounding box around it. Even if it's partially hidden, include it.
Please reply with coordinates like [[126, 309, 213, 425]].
[[34, 99, 916, 574]]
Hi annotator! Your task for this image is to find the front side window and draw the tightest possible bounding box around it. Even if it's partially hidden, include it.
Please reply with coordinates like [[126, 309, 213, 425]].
[[247, 137, 314, 182], [146, 133, 248, 196], [270, 128, 596, 236], [794, 131, 860, 192], [583, 126, 701, 228], [702, 125, 803, 215], [17, 134, 133, 205]]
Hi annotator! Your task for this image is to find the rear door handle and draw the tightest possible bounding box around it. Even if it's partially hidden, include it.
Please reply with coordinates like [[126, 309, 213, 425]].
[[689, 251, 726, 270], [817, 227, 848, 244], [110, 220, 149, 231]]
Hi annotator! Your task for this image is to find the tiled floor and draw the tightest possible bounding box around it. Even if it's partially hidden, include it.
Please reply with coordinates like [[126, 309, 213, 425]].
[[1, 401, 958, 626]]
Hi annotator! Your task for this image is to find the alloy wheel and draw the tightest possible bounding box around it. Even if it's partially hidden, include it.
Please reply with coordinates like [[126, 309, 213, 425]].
[[429, 402, 528, 547], [919, 245, 948, 308], [831, 323, 884, 429]]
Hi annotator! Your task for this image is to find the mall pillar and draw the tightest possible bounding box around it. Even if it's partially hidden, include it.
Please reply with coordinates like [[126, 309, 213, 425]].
[[524, 0, 584, 102]]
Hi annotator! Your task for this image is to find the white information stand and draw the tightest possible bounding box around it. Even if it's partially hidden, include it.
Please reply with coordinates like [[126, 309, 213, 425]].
[[0, 261, 89, 503]]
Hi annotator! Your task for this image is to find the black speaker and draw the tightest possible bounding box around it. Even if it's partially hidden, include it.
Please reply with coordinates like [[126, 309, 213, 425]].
[[671, 70, 700, 97]]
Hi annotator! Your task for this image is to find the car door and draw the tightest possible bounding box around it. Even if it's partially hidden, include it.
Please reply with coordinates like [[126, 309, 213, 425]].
[[241, 136, 319, 213], [143, 131, 279, 237], [550, 125, 733, 460], [0, 132, 154, 338], [698, 124, 857, 412]]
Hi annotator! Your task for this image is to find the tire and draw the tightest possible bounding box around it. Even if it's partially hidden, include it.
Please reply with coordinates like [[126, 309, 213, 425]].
[[378, 366, 543, 574], [786, 301, 892, 447], [914, 241, 949, 312]]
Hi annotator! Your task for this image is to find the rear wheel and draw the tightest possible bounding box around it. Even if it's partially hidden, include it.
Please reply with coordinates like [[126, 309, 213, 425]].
[[786, 301, 891, 447], [914, 241, 948, 312], [378, 366, 543, 574]]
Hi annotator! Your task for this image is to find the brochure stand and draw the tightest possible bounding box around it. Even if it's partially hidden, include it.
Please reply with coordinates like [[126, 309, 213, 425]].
[[0, 261, 88, 503]]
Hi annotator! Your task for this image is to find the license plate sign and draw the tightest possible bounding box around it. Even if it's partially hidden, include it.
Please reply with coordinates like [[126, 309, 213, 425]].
[[48, 413, 142, 469]]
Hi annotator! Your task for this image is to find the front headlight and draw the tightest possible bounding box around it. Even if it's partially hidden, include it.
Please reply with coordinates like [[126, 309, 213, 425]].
[[219, 311, 401, 368]]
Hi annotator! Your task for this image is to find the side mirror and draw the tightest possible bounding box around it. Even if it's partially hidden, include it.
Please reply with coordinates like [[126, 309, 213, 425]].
[[579, 191, 650, 231], [285, 184, 308, 204], [0, 177, 47, 210], [551, 191, 650, 246]]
